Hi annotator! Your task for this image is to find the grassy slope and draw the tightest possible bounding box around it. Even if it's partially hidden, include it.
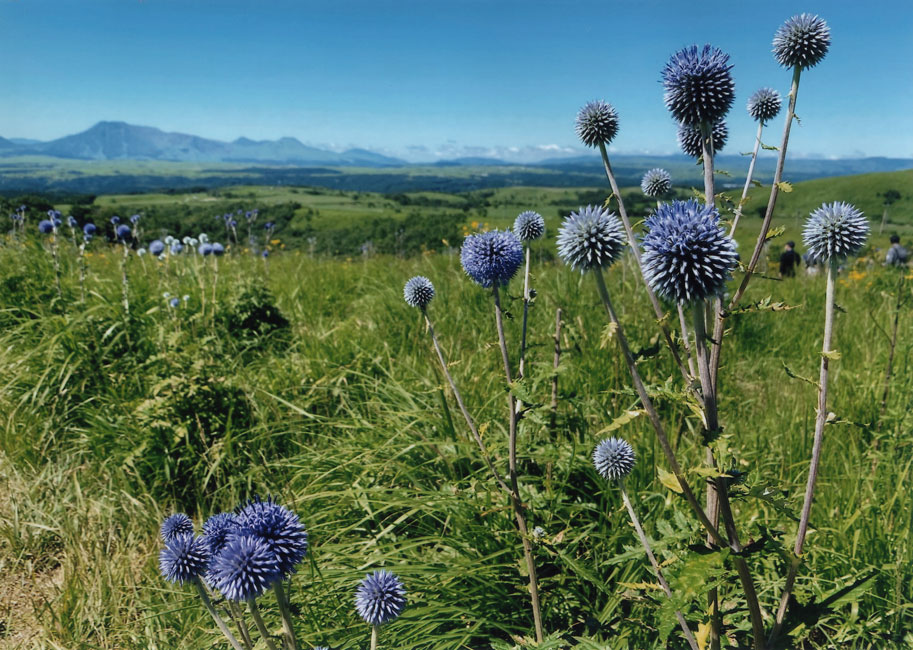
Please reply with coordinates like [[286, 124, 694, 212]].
[[0, 211, 912, 649]]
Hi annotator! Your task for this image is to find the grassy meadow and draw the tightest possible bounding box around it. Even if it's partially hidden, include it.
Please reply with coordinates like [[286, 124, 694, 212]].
[[1, 175, 912, 649]]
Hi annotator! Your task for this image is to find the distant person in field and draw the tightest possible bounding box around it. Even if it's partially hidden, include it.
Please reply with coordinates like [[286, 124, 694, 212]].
[[885, 234, 909, 267], [779, 240, 801, 277], [803, 251, 820, 276]]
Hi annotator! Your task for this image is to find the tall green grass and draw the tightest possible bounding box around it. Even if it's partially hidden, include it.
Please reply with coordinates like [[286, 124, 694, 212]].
[[0, 231, 911, 649]]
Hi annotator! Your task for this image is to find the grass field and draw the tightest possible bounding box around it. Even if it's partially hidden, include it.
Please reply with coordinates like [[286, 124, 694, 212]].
[[1, 174, 912, 649]]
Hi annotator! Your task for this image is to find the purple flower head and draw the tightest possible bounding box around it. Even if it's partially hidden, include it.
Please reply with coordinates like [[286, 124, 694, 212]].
[[202, 513, 238, 557], [355, 570, 407, 626], [556, 205, 626, 272], [641, 168, 672, 198], [593, 437, 636, 481], [130, 214, 141, 224], [110, 216, 121, 225], [403, 276, 435, 310], [641, 199, 738, 304], [234, 496, 308, 577], [773, 14, 830, 70], [747, 88, 782, 123], [161, 513, 194, 541], [513, 211, 545, 242], [83, 223, 97, 236], [460, 229, 524, 288], [211, 242, 225, 256], [170, 241, 184, 254], [38, 219, 55, 234], [199, 243, 214, 256], [115, 224, 132, 241], [803, 201, 868, 262], [159, 533, 209, 584], [149, 240, 165, 256], [575, 100, 619, 148], [209, 535, 280, 601], [67, 216, 78, 228], [677, 120, 728, 158], [662, 45, 735, 125]]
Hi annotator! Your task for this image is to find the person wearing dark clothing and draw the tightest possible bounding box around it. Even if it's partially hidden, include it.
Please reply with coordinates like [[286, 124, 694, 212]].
[[779, 240, 801, 277], [885, 234, 909, 267]]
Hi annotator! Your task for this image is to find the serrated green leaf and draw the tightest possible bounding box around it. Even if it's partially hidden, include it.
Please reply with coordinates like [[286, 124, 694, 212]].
[[765, 225, 786, 241], [822, 349, 841, 360], [657, 466, 683, 494], [761, 142, 780, 151], [750, 178, 763, 187], [595, 409, 643, 435], [776, 181, 793, 193]]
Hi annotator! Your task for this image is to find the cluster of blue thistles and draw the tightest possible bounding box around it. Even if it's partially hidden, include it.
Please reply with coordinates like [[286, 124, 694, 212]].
[[662, 44, 735, 126], [514, 210, 545, 242], [641, 200, 739, 304], [355, 570, 407, 627], [593, 437, 636, 482], [460, 229, 524, 288], [556, 205, 627, 272], [641, 168, 672, 198], [802, 202, 869, 262], [158, 497, 308, 602], [677, 120, 728, 158], [773, 14, 830, 70], [747, 88, 782, 123]]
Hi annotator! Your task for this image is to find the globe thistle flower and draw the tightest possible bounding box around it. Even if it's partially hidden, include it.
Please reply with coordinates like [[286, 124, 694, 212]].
[[110, 216, 120, 225], [677, 120, 728, 158], [149, 240, 165, 256], [212, 242, 225, 256], [403, 276, 435, 310], [199, 243, 214, 256], [747, 88, 782, 123], [115, 224, 132, 241], [130, 214, 141, 224], [161, 513, 194, 541], [513, 211, 545, 242], [201, 513, 237, 556], [355, 570, 407, 626], [575, 100, 619, 148], [234, 496, 308, 577], [137, 248, 147, 256], [662, 44, 735, 125], [66, 216, 78, 228], [460, 229, 524, 288], [802, 202, 869, 262], [169, 297, 180, 308], [83, 223, 97, 236], [159, 533, 209, 585], [209, 534, 280, 601], [199, 233, 210, 244], [641, 200, 738, 304], [261, 249, 269, 258], [640, 168, 672, 198], [593, 437, 636, 481], [556, 205, 626, 272], [170, 241, 184, 255], [773, 14, 830, 70], [38, 219, 55, 234]]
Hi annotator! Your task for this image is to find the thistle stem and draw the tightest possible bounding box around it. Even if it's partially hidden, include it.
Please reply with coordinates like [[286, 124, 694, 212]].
[[619, 483, 700, 650], [228, 602, 256, 650], [729, 121, 765, 238], [597, 142, 690, 384], [518, 246, 532, 383], [50, 233, 63, 301], [272, 581, 300, 650], [549, 307, 562, 433], [192, 579, 245, 650], [880, 273, 904, 414], [591, 269, 724, 546], [769, 258, 838, 645], [370, 625, 378, 650], [492, 282, 544, 643], [248, 599, 280, 650]]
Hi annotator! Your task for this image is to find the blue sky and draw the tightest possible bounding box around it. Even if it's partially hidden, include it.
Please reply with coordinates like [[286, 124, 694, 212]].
[[2, 0, 912, 161]]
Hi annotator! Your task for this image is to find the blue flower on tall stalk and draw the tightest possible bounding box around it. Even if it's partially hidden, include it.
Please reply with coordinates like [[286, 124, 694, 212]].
[[355, 570, 406, 626], [170, 241, 184, 255], [115, 224, 132, 242], [773, 14, 830, 69], [641, 168, 672, 198], [149, 240, 165, 256], [403, 276, 435, 310], [38, 219, 55, 234], [159, 533, 209, 584], [747, 88, 782, 123], [83, 223, 97, 236], [678, 120, 728, 158], [199, 243, 214, 256], [802, 202, 868, 262], [662, 45, 735, 125], [110, 216, 120, 225], [130, 214, 141, 224], [641, 199, 738, 304], [202, 513, 238, 557], [67, 216, 78, 228], [460, 229, 524, 288], [212, 242, 225, 256], [161, 513, 194, 541], [209, 535, 280, 601], [575, 100, 619, 148], [234, 496, 308, 578], [514, 211, 545, 242], [556, 205, 626, 272], [593, 437, 636, 482]]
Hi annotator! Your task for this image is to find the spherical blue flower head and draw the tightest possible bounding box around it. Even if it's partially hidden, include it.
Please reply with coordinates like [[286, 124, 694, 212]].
[[802, 202, 869, 262], [403, 276, 435, 310], [640, 168, 672, 198], [229, 220, 238, 228], [773, 14, 830, 70], [170, 242, 184, 255], [130, 214, 141, 224], [677, 120, 728, 158], [38, 219, 55, 234], [747, 88, 782, 123], [593, 437, 636, 481], [662, 45, 735, 125], [513, 211, 545, 242], [575, 100, 619, 148], [262, 250, 269, 258], [212, 242, 225, 256], [234, 496, 308, 577], [161, 513, 194, 541], [641, 200, 738, 304], [169, 297, 180, 308], [159, 533, 209, 584], [202, 513, 238, 556], [83, 223, 97, 236], [149, 240, 165, 256], [460, 229, 524, 288], [210, 534, 280, 601], [66, 216, 78, 228], [264, 222, 274, 230], [199, 243, 214, 256], [556, 205, 626, 272], [110, 216, 120, 225], [115, 224, 132, 241], [355, 570, 406, 626]]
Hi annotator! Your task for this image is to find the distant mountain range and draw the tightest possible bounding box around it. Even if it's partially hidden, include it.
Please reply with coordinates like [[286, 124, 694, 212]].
[[0, 121, 405, 166]]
